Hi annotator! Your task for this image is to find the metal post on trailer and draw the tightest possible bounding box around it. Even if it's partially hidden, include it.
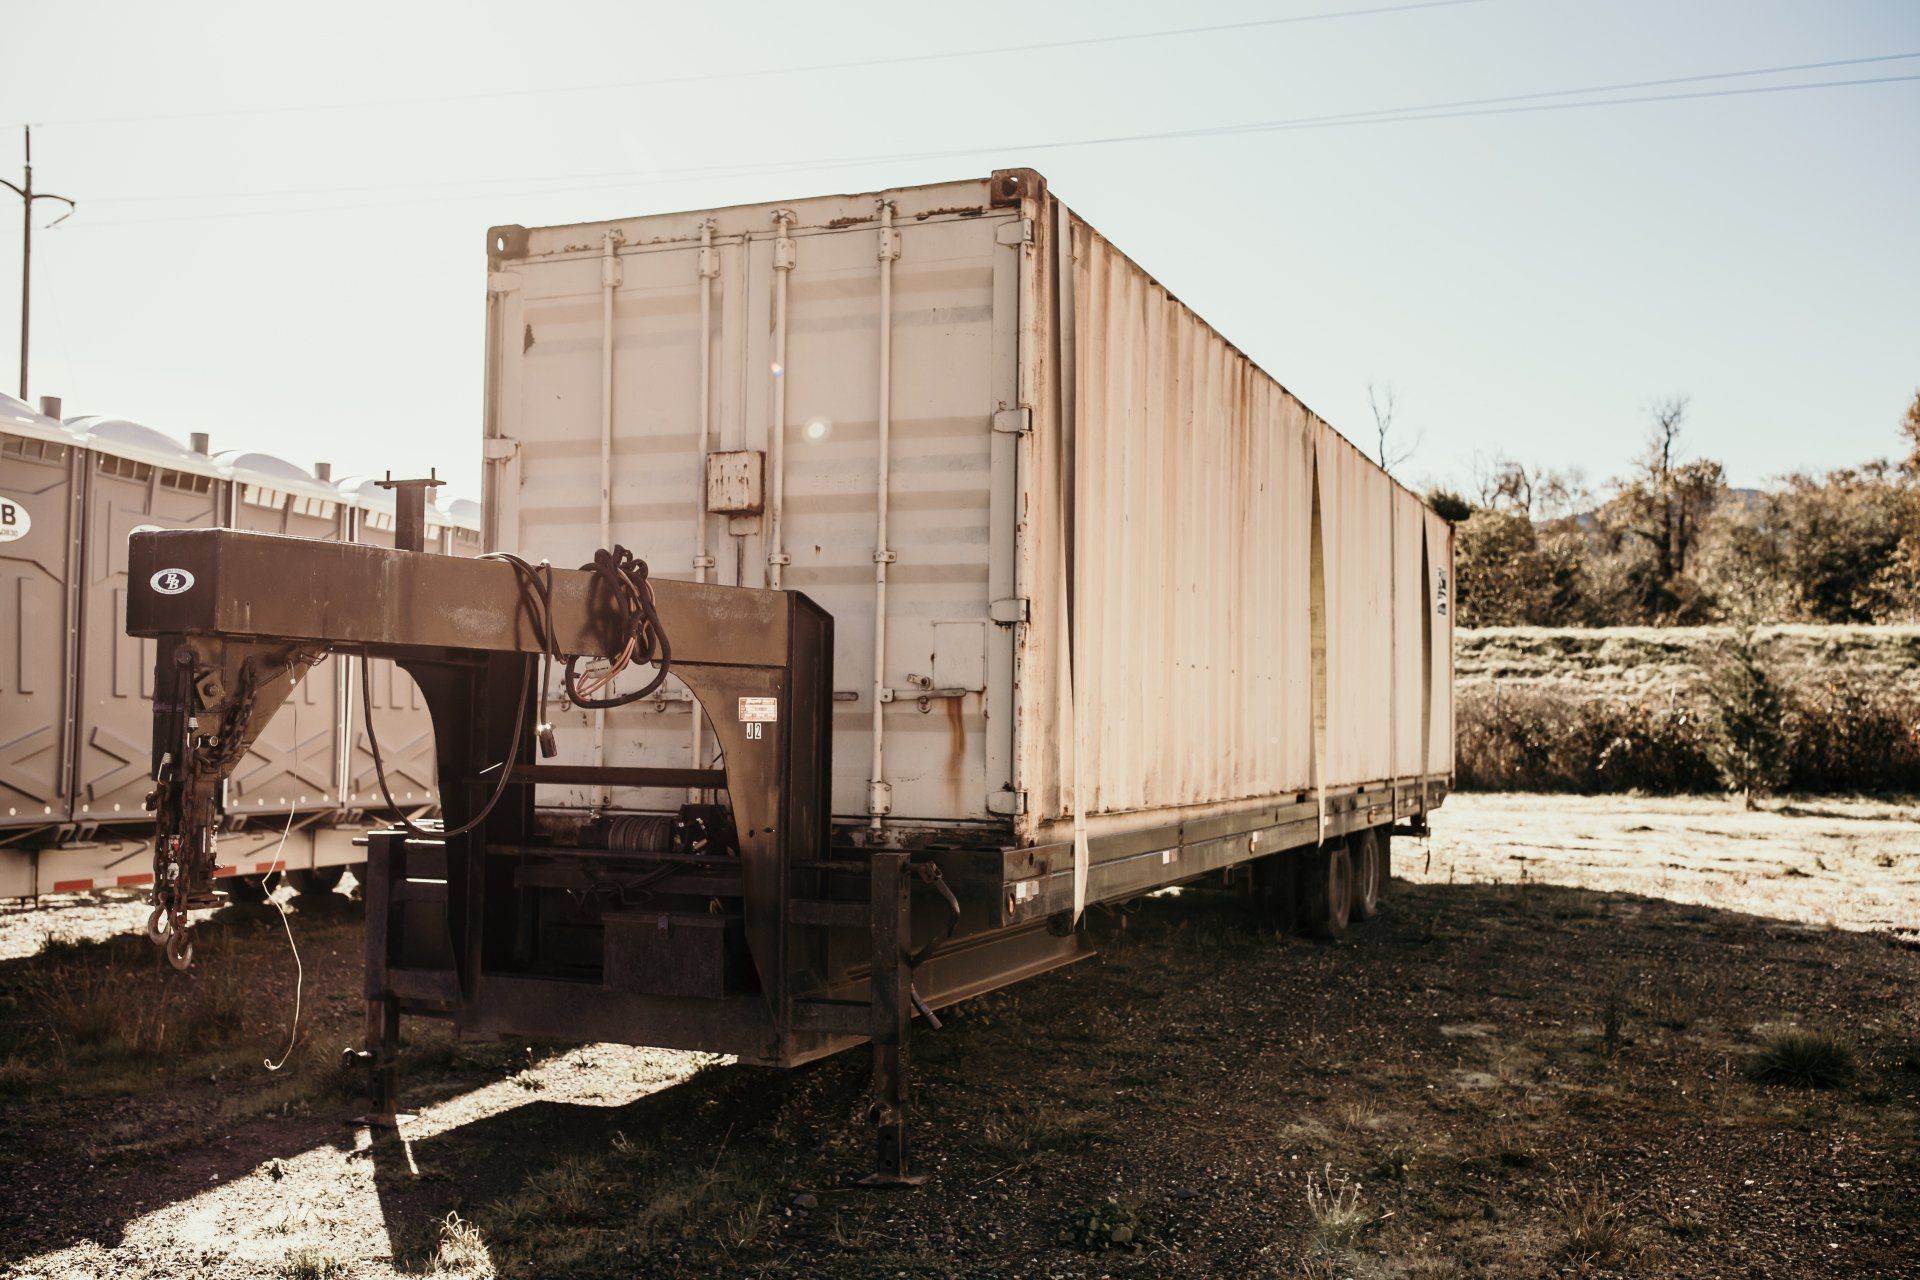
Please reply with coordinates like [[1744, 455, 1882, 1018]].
[[861, 850, 926, 1186], [350, 830, 405, 1126]]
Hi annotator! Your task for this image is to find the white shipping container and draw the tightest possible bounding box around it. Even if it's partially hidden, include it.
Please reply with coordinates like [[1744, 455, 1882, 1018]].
[[482, 170, 1452, 853]]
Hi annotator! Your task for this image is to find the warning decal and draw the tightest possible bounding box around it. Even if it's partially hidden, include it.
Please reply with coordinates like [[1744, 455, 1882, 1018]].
[[738, 697, 778, 722]]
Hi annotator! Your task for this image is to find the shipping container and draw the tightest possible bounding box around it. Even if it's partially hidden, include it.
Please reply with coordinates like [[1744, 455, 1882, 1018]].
[[482, 170, 1453, 876]]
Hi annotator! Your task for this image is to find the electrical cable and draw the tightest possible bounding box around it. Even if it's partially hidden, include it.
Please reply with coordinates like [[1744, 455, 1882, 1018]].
[[52, 64, 1920, 231], [359, 651, 534, 842], [262, 689, 305, 1072], [70, 49, 1920, 210], [563, 546, 672, 709], [20, 0, 1492, 131]]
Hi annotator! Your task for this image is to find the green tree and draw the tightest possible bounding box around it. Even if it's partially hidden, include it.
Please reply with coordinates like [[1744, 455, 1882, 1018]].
[[1598, 398, 1726, 622], [1454, 510, 1552, 625], [1701, 624, 1789, 810]]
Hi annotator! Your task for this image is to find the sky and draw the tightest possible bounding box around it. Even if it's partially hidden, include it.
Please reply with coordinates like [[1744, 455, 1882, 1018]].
[[1, 0, 1916, 504]]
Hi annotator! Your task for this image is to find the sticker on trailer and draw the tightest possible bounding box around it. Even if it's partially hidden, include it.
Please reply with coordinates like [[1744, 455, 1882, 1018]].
[[738, 697, 778, 722], [0, 499, 28, 543], [150, 568, 196, 595]]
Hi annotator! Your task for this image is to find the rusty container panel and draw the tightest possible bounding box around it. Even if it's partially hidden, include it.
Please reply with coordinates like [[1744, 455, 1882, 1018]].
[[1315, 424, 1397, 790], [0, 400, 81, 826], [1045, 222, 1316, 832], [1016, 207, 1448, 845], [339, 479, 443, 810], [219, 453, 348, 816], [1391, 486, 1429, 779], [66, 419, 229, 822]]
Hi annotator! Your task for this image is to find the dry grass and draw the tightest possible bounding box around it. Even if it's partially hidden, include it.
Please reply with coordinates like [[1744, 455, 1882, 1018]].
[[1456, 627, 1920, 794]]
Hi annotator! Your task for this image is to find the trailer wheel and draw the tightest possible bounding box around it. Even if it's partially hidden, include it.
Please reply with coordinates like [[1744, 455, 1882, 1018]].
[[1298, 842, 1352, 938], [222, 874, 269, 904], [1349, 828, 1381, 922], [287, 866, 345, 897]]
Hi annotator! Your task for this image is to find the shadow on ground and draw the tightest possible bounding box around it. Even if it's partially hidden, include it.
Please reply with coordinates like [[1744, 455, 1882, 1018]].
[[3, 874, 1918, 1278]]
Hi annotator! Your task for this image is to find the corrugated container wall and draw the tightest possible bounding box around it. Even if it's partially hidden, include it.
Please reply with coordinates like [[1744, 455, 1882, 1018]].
[[483, 171, 1454, 847]]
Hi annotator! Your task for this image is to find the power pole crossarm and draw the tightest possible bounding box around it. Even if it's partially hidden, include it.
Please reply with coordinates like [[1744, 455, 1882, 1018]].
[[3, 127, 77, 400]]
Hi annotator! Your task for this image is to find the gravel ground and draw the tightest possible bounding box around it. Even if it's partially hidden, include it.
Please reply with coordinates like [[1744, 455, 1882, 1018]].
[[1, 793, 1916, 1279]]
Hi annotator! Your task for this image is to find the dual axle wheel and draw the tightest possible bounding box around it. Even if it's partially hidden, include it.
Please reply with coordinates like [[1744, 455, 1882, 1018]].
[[1254, 826, 1391, 938]]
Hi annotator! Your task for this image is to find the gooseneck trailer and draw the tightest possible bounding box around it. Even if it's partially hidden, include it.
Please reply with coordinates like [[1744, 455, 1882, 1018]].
[[126, 170, 1452, 1183]]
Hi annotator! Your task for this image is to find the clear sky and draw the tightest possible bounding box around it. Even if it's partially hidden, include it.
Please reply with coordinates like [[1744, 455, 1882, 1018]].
[[2, 0, 1916, 503]]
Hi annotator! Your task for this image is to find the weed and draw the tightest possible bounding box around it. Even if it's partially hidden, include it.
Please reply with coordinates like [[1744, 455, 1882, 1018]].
[[1305, 1165, 1370, 1246], [1553, 1183, 1638, 1265], [431, 1211, 496, 1278], [1751, 1029, 1856, 1088], [1601, 989, 1626, 1057], [283, 1249, 347, 1280]]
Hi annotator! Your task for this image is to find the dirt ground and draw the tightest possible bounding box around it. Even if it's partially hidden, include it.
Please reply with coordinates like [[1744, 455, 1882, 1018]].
[[1, 793, 1916, 1279]]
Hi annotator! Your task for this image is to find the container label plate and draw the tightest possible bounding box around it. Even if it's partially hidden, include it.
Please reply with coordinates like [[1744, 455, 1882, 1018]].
[[738, 697, 778, 722], [150, 568, 196, 595], [0, 499, 28, 542]]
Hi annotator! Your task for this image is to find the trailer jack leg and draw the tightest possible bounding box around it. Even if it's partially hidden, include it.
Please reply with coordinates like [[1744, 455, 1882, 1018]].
[[347, 996, 405, 1129], [860, 851, 926, 1187]]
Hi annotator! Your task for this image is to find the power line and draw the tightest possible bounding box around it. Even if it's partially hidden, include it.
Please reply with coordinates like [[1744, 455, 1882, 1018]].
[[76, 49, 1920, 209], [18, 0, 1493, 130], [58, 65, 1920, 230]]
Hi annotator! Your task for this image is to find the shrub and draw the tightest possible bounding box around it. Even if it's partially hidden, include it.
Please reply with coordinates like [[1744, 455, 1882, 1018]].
[[1456, 670, 1920, 796], [1750, 1029, 1856, 1089], [1701, 625, 1790, 808]]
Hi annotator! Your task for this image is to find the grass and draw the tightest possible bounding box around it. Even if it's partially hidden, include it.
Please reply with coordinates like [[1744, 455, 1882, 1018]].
[[1750, 1029, 1857, 1088], [430, 1212, 496, 1278], [1305, 1166, 1370, 1247], [283, 1248, 348, 1280], [1552, 1183, 1642, 1267]]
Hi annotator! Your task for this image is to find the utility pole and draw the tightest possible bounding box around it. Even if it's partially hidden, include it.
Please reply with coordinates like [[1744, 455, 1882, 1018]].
[[1, 127, 76, 400]]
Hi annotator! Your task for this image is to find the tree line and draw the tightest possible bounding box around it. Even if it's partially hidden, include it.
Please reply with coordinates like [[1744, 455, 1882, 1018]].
[[1431, 390, 1920, 627]]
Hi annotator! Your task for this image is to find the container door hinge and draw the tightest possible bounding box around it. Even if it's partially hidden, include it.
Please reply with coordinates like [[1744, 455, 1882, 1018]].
[[488, 271, 522, 295], [986, 789, 1028, 817], [989, 596, 1029, 625], [483, 437, 520, 462], [995, 218, 1034, 247], [991, 406, 1032, 436]]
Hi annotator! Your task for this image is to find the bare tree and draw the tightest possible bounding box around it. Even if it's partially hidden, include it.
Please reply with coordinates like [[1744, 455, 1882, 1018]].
[[1369, 381, 1422, 476]]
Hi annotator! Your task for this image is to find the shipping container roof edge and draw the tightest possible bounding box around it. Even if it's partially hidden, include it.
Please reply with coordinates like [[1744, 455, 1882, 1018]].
[[486, 168, 1440, 519]]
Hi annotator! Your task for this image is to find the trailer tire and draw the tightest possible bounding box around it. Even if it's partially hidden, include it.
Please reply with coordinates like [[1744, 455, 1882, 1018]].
[[223, 874, 269, 904], [1349, 828, 1381, 922], [287, 866, 345, 898], [1298, 843, 1352, 938]]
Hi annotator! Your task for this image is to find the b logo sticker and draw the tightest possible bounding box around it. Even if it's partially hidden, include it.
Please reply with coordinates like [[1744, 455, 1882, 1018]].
[[0, 499, 28, 543], [150, 568, 195, 595]]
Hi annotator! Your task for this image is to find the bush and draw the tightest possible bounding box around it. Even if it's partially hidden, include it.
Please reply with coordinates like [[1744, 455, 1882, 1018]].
[[1750, 1029, 1856, 1089], [1455, 686, 1716, 794], [1456, 674, 1920, 796], [1702, 625, 1790, 808]]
